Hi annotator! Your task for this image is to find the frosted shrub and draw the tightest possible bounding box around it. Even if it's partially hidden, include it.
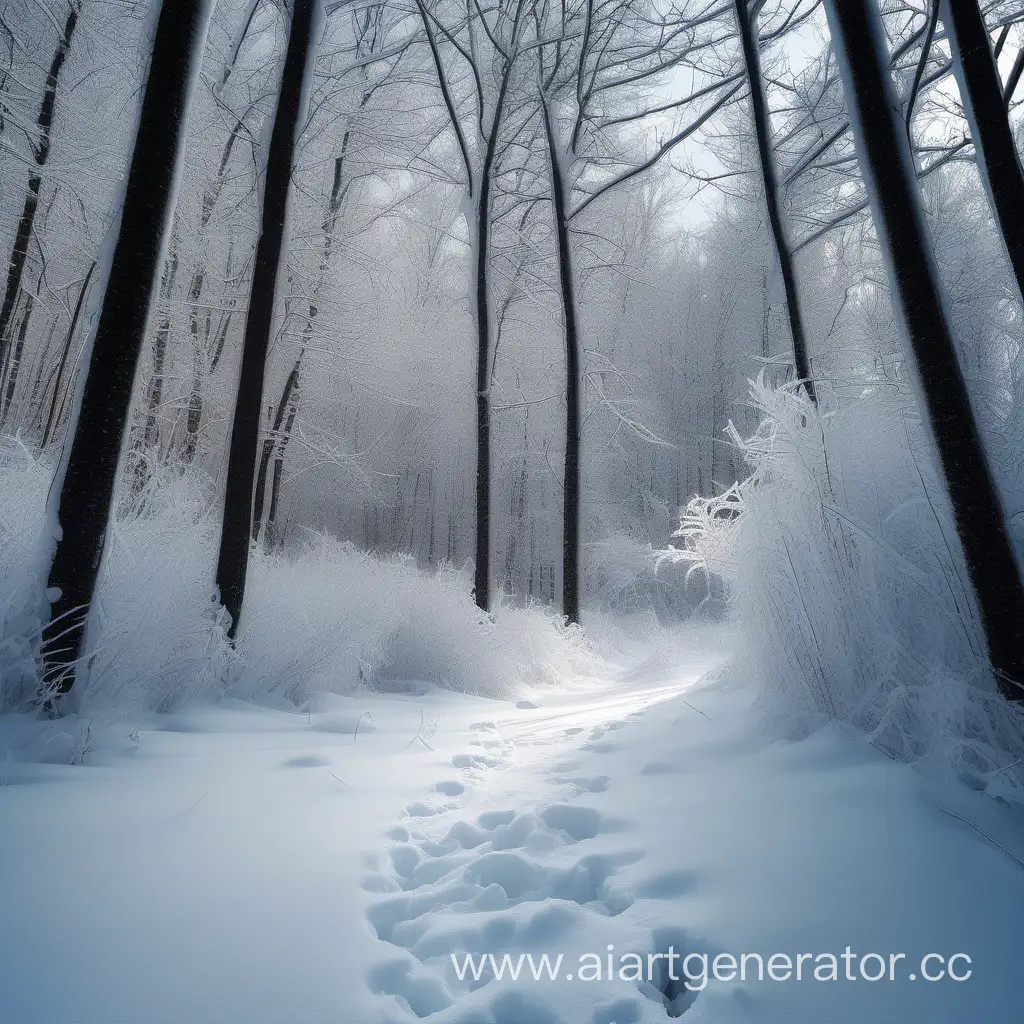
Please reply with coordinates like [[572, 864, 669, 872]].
[[586, 533, 700, 623], [0, 453, 601, 733], [667, 372, 1024, 803], [238, 534, 603, 704]]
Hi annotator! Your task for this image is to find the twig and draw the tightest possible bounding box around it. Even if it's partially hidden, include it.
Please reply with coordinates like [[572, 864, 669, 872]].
[[937, 807, 1024, 873]]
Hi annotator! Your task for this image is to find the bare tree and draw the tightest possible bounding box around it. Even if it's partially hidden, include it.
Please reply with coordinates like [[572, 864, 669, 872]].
[[535, 0, 742, 622], [215, 0, 317, 640], [252, 1, 405, 547], [0, 2, 81, 368], [733, 0, 816, 400], [943, 0, 1024, 306], [824, 0, 1024, 699], [408, 0, 531, 613]]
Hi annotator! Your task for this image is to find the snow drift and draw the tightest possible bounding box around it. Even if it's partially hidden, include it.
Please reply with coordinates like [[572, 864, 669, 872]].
[[667, 373, 1024, 805], [0, 443, 602, 732]]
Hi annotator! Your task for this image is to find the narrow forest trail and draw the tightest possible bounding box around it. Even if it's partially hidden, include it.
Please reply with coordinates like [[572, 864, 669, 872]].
[[2, 637, 1022, 1024]]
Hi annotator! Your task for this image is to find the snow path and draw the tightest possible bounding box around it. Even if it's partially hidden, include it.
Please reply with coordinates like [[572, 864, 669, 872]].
[[2, 642, 1023, 1023]]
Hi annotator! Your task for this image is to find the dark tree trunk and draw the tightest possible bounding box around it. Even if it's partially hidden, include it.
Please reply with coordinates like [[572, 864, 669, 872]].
[[0, 3, 79, 358], [40, 0, 209, 704], [470, 48, 516, 613], [734, 0, 816, 402], [541, 98, 581, 625], [215, 0, 314, 639], [473, 193, 493, 613], [824, 0, 1024, 699], [943, 0, 1024, 307]]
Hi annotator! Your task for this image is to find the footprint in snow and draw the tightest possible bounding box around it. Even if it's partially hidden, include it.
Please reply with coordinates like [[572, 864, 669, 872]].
[[361, 711, 702, 1021]]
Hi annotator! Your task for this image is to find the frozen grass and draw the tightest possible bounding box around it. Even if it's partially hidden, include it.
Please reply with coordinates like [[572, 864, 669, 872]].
[[0, 445, 605, 741], [666, 373, 1024, 804]]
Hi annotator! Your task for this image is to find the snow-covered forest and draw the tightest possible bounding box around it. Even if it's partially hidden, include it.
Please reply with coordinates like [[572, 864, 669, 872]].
[[2, 1, 1024, 1022]]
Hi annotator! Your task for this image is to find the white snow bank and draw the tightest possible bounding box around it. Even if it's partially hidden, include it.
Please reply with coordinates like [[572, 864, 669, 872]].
[[0, 449, 603, 732], [2, 649, 1020, 1024], [667, 374, 1024, 805]]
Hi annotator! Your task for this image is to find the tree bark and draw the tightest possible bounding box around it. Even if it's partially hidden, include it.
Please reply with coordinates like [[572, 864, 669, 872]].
[[41, 0, 209, 704], [942, 0, 1024, 307], [824, 0, 1024, 699], [215, 0, 315, 639], [0, 2, 79, 359], [734, 0, 816, 401], [473, 194, 494, 613], [541, 97, 582, 625]]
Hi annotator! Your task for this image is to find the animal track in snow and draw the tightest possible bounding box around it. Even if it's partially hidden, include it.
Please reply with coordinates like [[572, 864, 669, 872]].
[[362, 709, 697, 1022]]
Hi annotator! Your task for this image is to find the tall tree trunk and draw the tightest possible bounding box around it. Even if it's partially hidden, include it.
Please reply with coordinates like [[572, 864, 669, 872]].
[[0, 2, 79, 359], [40, 0, 210, 705], [473, 190, 494, 613], [734, 0, 816, 401], [215, 0, 315, 639], [824, 0, 1024, 699], [942, 0, 1024, 306], [541, 98, 582, 625]]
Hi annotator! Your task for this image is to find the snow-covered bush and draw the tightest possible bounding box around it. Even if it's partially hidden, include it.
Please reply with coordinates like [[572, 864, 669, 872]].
[[584, 533, 705, 623], [0, 448, 601, 728], [237, 534, 602, 705], [666, 372, 1024, 804]]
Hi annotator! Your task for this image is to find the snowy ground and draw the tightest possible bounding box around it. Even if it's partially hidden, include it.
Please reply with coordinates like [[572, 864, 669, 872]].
[[2, 641, 1022, 1024]]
